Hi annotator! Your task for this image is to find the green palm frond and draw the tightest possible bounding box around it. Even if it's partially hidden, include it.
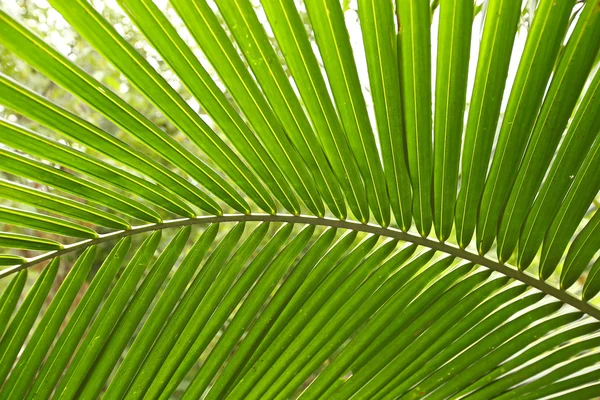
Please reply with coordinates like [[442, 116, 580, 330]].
[[0, 0, 599, 398]]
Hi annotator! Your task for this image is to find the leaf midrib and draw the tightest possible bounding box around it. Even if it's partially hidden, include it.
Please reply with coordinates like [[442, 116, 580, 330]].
[[2, 213, 598, 321]]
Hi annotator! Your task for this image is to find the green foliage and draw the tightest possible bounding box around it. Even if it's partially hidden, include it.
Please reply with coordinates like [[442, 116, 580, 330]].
[[0, 0, 599, 399]]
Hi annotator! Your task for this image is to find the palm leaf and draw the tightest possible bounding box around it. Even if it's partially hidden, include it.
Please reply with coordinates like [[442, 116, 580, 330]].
[[0, 0, 599, 399]]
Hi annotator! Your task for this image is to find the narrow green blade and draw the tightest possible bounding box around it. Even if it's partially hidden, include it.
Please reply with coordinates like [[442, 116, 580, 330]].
[[433, 0, 473, 241], [294, 251, 443, 398], [455, 0, 520, 248], [583, 257, 600, 300], [347, 266, 488, 399], [397, 0, 433, 235], [305, 253, 480, 399], [398, 301, 561, 399], [561, 210, 600, 290], [0, 232, 62, 251], [146, 223, 249, 398], [125, 224, 232, 399], [517, 369, 600, 400], [331, 259, 469, 399], [0, 255, 26, 267], [539, 382, 600, 400], [231, 233, 381, 399]]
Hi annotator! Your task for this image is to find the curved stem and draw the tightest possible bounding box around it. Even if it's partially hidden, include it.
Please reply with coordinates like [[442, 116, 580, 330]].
[[2, 214, 598, 320]]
